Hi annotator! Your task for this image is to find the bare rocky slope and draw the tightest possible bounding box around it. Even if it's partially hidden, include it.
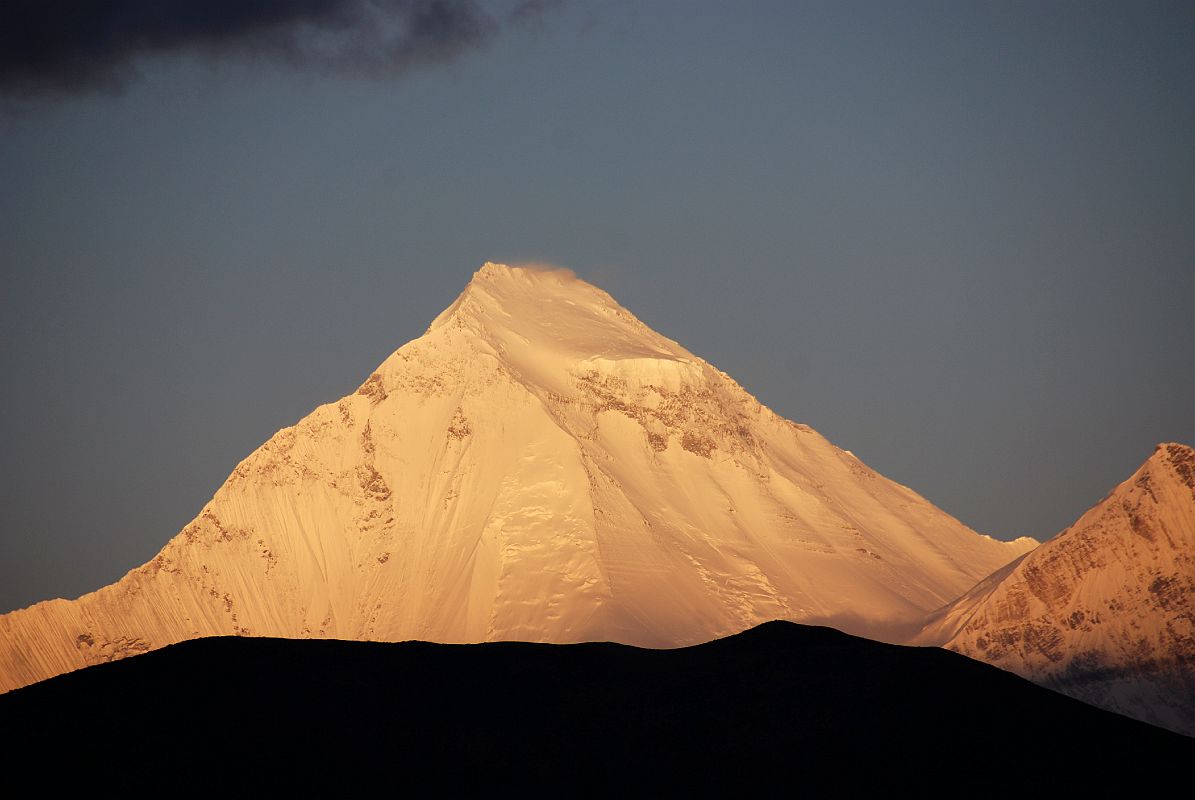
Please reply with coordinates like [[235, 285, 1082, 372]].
[[916, 443, 1195, 736], [0, 263, 1035, 692]]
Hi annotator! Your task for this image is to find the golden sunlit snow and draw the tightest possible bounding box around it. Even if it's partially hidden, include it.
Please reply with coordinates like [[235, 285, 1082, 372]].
[[0, 264, 1036, 692]]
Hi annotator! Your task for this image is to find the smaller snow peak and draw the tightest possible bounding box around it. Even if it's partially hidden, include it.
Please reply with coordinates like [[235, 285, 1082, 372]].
[[1149, 441, 1192, 461], [1152, 442, 1195, 491], [1159, 442, 1194, 459], [1143, 442, 1194, 473], [1095, 442, 1195, 506]]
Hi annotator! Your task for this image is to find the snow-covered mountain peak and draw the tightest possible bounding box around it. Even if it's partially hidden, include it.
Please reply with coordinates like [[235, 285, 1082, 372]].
[[411, 263, 703, 396], [1141, 442, 1195, 493], [915, 441, 1195, 735], [0, 262, 1037, 694], [436, 263, 685, 349], [429, 262, 594, 326]]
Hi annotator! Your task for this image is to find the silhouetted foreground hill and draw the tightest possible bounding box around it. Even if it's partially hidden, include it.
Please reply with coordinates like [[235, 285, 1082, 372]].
[[1, 622, 1187, 791]]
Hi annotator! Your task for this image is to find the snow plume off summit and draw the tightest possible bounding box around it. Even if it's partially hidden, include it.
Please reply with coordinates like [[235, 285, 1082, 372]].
[[0, 263, 1035, 692]]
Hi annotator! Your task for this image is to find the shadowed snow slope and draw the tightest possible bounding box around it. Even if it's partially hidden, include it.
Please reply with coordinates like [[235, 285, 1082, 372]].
[[0, 263, 1035, 692], [916, 443, 1195, 736]]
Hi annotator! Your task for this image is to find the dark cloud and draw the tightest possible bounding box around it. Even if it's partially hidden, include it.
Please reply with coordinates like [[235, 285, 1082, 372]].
[[0, 0, 526, 97], [507, 0, 565, 29]]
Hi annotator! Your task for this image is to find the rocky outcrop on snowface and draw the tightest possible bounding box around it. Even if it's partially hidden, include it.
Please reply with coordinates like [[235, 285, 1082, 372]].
[[916, 443, 1195, 736], [0, 263, 1035, 692]]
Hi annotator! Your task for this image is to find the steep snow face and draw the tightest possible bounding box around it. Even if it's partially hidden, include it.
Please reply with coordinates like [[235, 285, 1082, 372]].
[[0, 263, 1035, 692], [916, 443, 1195, 736]]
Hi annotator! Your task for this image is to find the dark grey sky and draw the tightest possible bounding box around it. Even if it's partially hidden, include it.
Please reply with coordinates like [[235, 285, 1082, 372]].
[[2, 1, 1193, 613]]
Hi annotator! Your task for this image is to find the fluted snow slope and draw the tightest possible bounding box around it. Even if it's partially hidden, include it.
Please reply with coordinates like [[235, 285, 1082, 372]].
[[916, 443, 1195, 736], [0, 263, 1035, 692]]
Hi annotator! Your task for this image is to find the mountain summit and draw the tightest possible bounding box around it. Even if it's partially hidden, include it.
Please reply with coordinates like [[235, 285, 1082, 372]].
[[916, 442, 1195, 735], [0, 263, 1035, 692]]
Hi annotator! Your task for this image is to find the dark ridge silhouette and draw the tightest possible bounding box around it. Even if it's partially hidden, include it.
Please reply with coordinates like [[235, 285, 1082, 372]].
[[1, 621, 1188, 791]]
